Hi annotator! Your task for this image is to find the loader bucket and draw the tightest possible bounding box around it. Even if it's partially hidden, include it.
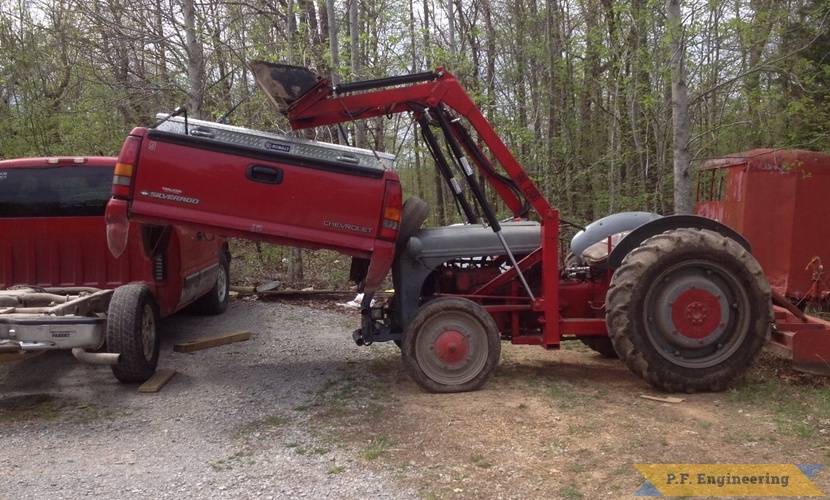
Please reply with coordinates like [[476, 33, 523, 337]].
[[771, 306, 830, 376], [249, 61, 320, 113]]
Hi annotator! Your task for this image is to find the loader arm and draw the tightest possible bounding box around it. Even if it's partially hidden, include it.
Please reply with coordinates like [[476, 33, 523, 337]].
[[262, 64, 564, 338], [279, 68, 551, 220]]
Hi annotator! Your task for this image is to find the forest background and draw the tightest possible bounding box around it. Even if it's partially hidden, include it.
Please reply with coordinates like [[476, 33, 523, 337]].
[[2, 0, 830, 282]]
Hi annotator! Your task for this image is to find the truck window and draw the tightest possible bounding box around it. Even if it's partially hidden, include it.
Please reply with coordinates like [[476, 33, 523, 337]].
[[0, 165, 114, 217]]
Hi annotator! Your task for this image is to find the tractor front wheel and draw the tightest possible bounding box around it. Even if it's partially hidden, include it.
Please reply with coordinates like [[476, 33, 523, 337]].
[[402, 297, 500, 393], [606, 228, 772, 392]]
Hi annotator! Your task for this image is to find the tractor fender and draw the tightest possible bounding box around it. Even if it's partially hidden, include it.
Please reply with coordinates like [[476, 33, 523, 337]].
[[607, 215, 751, 269], [571, 212, 663, 258]]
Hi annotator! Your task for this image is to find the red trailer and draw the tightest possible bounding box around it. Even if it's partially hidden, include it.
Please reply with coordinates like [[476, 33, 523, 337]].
[[696, 148, 830, 375], [697, 148, 830, 308]]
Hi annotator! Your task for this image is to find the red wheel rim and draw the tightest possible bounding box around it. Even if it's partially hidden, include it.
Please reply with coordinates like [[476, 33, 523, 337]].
[[671, 288, 723, 339], [433, 329, 469, 366]]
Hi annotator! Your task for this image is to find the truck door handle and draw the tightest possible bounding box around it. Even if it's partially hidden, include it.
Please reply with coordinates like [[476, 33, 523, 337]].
[[190, 127, 215, 139], [336, 154, 360, 165], [247, 164, 284, 185]]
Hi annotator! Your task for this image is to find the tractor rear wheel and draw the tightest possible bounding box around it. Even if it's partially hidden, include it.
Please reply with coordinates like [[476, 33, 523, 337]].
[[579, 337, 619, 358], [606, 228, 772, 392], [402, 297, 500, 393]]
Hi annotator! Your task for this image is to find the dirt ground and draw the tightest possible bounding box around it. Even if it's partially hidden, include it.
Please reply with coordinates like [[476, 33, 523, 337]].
[[2, 295, 829, 499], [290, 297, 830, 500]]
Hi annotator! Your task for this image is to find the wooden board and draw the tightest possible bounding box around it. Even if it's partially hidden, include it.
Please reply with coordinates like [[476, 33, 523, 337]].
[[640, 394, 684, 404], [173, 331, 251, 353], [138, 368, 177, 393]]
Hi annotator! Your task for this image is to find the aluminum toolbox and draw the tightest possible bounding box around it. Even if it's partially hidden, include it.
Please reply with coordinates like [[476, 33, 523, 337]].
[[153, 114, 395, 170]]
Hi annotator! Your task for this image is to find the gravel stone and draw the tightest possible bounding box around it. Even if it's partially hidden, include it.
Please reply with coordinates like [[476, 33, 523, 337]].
[[0, 300, 417, 499]]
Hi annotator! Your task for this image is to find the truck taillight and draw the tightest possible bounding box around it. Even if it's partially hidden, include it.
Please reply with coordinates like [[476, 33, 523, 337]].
[[378, 180, 403, 241], [112, 136, 141, 199], [105, 199, 130, 258]]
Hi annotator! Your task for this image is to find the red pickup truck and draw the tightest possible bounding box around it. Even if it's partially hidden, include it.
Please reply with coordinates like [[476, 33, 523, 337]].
[[0, 156, 230, 382]]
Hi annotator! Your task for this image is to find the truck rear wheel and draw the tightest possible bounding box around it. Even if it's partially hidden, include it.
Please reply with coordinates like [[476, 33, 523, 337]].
[[193, 252, 230, 315], [107, 284, 160, 383], [402, 297, 500, 393], [606, 228, 772, 392]]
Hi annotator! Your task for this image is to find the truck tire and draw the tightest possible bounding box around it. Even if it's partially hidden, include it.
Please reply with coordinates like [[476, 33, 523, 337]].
[[402, 297, 500, 393], [107, 284, 160, 383], [606, 228, 772, 392], [193, 252, 230, 315]]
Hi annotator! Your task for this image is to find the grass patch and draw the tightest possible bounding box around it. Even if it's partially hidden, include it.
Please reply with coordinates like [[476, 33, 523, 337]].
[[560, 339, 592, 353], [210, 449, 254, 471], [362, 436, 392, 460], [544, 379, 580, 408], [265, 416, 291, 426], [566, 420, 604, 438], [561, 484, 583, 499], [291, 446, 307, 455], [545, 438, 568, 456], [470, 454, 492, 469], [694, 419, 713, 431], [366, 343, 401, 373], [566, 463, 586, 473], [327, 464, 346, 475], [0, 394, 104, 423], [728, 375, 830, 439], [312, 377, 359, 418]]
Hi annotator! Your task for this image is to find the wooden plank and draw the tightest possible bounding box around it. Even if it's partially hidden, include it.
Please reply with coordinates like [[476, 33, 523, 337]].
[[237, 288, 394, 299], [640, 395, 684, 404], [138, 368, 177, 393], [173, 330, 251, 353]]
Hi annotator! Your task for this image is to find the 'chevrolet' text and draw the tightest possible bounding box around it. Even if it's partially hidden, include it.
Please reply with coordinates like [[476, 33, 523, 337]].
[[323, 220, 373, 233]]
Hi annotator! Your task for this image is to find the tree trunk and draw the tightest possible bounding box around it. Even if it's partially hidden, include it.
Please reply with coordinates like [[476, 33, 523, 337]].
[[325, 0, 347, 144], [286, 0, 296, 65], [350, 0, 367, 147], [289, 248, 304, 282], [182, 0, 204, 119], [667, 0, 693, 214], [446, 0, 456, 67]]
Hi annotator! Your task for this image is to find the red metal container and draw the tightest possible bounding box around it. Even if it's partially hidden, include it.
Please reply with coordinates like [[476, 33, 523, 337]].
[[696, 148, 830, 308]]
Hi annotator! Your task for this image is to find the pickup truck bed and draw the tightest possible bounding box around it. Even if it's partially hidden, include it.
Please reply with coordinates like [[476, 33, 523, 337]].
[[1, 156, 230, 382], [107, 115, 404, 292]]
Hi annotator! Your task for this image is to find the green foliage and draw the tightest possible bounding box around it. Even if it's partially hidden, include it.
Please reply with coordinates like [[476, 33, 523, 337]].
[[2, 0, 829, 222]]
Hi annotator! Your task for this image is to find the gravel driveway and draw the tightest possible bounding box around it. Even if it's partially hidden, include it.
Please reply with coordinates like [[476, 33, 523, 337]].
[[0, 299, 417, 499]]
